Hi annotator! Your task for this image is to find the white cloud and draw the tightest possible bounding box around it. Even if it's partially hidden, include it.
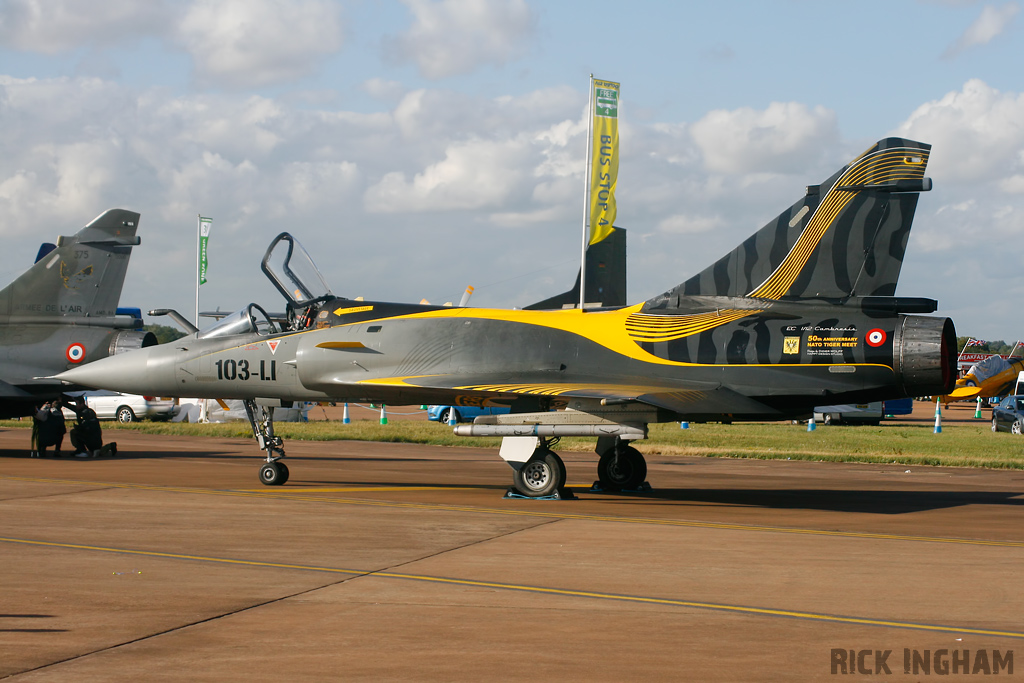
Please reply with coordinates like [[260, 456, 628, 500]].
[[942, 2, 1019, 58], [656, 214, 723, 235], [362, 78, 407, 102], [895, 79, 1024, 184], [385, 0, 535, 79], [364, 137, 532, 212], [690, 102, 839, 174], [1000, 175, 1024, 193], [177, 0, 345, 89], [0, 0, 171, 53]]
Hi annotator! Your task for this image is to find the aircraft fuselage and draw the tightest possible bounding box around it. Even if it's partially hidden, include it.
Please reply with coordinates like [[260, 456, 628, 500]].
[[61, 295, 955, 423]]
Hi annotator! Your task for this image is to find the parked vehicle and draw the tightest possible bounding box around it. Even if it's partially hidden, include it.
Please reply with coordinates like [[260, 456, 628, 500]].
[[882, 398, 914, 417], [991, 395, 1024, 434], [813, 401, 883, 425], [62, 391, 177, 423], [427, 404, 511, 424]]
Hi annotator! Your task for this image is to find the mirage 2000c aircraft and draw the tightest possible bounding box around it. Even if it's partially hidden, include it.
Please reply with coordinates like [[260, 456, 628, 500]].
[[58, 138, 957, 495], [0, 209, 154, 418]]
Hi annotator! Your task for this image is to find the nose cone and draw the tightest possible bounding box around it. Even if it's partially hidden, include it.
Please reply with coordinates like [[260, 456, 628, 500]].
[[56, 345, 179, 395]]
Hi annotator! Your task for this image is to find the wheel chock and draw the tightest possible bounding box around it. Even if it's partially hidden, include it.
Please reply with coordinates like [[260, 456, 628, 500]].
[[503, 487, 576, 500], [589, 481, 652, 494]]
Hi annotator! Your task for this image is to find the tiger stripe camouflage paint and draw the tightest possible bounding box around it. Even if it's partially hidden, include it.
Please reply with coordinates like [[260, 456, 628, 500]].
[[665, 138, 930, 301]]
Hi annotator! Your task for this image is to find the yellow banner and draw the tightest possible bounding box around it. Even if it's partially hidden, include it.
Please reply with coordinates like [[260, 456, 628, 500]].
[[589, 79, 619, 245]]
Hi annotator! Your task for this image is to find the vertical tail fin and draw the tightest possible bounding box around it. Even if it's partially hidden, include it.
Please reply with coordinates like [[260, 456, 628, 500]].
[[657, 138, 931, 303], [0, 208, 141, 319], [525, 226, 627, 309]]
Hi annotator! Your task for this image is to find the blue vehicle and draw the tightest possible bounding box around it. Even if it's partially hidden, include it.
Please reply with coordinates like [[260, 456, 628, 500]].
[[882, 398, 914, 417], [427, 404, 511, 424]]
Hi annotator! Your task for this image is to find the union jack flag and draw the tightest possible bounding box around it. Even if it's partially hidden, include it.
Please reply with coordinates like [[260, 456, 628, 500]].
[[965, 339, 987, 346]]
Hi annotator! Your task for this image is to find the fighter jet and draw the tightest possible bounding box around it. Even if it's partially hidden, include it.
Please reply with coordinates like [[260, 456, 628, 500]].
[[57, 138, 957, 495], [0, 208, 154, 417]]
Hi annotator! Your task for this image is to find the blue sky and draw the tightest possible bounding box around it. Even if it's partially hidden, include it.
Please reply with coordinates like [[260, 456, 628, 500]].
[[1, 0, 1022, 340]]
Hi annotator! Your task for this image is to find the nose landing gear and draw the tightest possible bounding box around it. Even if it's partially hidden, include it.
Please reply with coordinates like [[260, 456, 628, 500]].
[[245, 399, 289, 486]]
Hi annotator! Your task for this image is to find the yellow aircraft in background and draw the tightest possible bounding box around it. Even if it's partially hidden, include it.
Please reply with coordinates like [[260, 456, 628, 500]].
[[944, 353, 1024, 403]]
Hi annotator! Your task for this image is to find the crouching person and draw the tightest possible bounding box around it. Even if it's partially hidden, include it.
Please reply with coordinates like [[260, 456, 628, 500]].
[[31, 401, 66, 457], [63, 396, 117, 458]]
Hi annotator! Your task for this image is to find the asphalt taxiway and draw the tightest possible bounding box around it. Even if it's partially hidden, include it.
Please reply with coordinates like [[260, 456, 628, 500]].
[[2, 425, 1023, 681]]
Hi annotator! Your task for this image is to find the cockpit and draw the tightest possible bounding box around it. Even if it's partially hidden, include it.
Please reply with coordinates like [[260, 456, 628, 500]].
[[198, 303, 279, 339], [197, 233, 338, 339], [261, 232, 338, 330]]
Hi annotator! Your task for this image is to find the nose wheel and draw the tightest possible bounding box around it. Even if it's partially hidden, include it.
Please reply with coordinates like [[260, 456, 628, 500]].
[[245, 399, 289, 486], [260, 461, 290, 485]]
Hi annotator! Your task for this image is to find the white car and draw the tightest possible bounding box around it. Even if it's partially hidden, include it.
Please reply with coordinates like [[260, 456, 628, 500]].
[[62, 391, 178, 423]]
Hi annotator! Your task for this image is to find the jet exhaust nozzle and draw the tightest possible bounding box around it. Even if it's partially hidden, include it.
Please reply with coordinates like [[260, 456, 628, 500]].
[[894, 315, 957, 397]]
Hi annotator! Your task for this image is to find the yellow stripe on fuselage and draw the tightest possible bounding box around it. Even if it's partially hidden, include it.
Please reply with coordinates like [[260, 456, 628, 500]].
[[343, 304, 694, 366]]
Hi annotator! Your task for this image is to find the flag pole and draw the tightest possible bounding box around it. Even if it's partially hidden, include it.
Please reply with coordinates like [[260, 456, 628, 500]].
[[195, 213, 201, 328], [579, 74, 594, 312], [957, 338, 973, 361]]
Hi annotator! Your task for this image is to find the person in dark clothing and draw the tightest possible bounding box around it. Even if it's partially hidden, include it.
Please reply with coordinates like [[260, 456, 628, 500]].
[[31, 401, 66, 457], [62, 396, 116, 458]]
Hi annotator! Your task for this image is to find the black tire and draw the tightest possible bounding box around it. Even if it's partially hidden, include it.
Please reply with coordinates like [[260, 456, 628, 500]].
[[597, 445, 647, 490], [992, 416, 999, 433], [260, 462, 284, 486], [823, 413, 834, 425], [440, 408, 459, 424], [1012, 420, 1022, 435], [276, 462, 290, 485], [116, 406, 136, 423], [512, 450, 565, 497]]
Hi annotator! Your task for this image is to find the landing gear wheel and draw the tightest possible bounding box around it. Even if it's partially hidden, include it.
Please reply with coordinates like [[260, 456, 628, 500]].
[[597, 444, 647, 490], [512, 450, 566, 498], [276, 462, 290, 485], [260, 462, 286, 486]]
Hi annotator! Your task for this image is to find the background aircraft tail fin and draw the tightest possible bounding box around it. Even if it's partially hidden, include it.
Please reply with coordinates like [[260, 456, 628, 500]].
[[656, 138, 932, 303], [525, 226, 627, 309], [0, 208, 141, 319]]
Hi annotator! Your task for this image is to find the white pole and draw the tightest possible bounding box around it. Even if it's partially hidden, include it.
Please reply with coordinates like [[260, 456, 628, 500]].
[[579, 75, 595, 312], [195, 214, 201, 329]]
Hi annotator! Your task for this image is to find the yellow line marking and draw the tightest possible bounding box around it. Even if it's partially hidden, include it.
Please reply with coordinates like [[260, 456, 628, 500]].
[[3, 535, 1021, 639], [5, 475, 1024, 549], [235, 487, 448, 493]]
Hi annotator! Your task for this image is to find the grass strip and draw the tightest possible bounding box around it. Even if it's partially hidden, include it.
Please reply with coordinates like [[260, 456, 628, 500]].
[[3, 418, 1020, 469]]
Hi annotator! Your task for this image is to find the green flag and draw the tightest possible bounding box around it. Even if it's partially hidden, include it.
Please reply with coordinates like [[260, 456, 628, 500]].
[[198, 217, 212, 286]]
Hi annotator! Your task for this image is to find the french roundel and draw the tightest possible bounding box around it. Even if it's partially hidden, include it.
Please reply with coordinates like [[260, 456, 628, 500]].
[[865, 329, 887, 347], [66, 343, 86, 363]]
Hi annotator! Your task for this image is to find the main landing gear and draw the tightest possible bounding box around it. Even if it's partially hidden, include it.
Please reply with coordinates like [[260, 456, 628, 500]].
[[244, 399, 289, 486], [511, 438, 567, 498], [595, 441, 647, 491], [507, 436, 649, 498]]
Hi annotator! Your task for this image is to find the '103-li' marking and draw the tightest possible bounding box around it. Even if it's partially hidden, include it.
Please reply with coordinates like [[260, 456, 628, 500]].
[[215, 359, 277, 381]]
